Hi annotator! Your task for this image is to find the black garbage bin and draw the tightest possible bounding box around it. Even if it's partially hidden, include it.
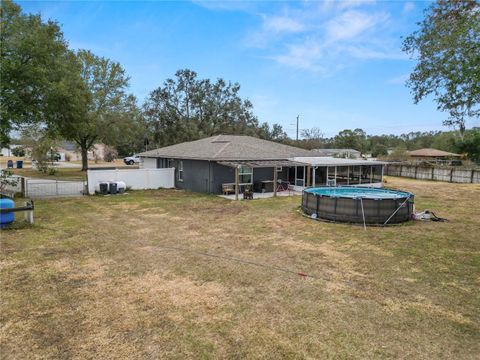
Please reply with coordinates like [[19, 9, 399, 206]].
[[99, 182, 109, 195], [16, 160, 23, 169], [7, 160, 13, 169], [109, 182, 117, 195]]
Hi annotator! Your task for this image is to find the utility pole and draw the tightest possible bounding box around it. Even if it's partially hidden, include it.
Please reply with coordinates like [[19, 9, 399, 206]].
[[296, 115, 299, 141]]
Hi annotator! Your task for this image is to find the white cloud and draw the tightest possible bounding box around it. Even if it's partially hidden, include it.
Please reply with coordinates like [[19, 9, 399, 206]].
[[191, 0, 259, 13], [205, 1, 407, 75], [273, 40, 326, 72], [342, 44, 405, 60], [325, 10, 388, 41], [263, 15, 306, 33], [336, 0, 377, 10], [403, 2, 415, 13], [263, 7, 399, 74], [388, 73, 410, 84]]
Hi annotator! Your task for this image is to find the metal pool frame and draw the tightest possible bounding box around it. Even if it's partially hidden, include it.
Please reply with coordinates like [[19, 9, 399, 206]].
[[302, 187, 414, 225]]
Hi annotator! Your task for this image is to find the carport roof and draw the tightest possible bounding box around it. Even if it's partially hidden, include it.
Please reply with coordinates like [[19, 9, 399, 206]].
[[292, 157, 386, 166], [217, 160, 305, 168]]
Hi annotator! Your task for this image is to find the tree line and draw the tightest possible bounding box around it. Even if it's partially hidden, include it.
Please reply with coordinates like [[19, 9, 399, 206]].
[[1, 0, 479, 170], [0, 1, 286, 171], [293, 127, 480, 162]]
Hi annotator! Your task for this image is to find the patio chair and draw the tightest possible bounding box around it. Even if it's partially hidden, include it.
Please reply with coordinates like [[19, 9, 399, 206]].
[[222, 183, 235, 195], [243, 186, 253, 200]]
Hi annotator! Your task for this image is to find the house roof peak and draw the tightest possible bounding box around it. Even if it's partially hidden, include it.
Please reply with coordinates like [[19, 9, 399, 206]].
[[139, 135, 319, 161]]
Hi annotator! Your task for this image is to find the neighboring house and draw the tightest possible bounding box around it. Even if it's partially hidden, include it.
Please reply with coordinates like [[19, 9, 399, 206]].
[[57, 141, 107, 162], [1, 144, 22, 157], [407, 148, 462, 165], [1, 148, 13, 157], [139, 135, 385, 194], [312, 148, 361, 159]]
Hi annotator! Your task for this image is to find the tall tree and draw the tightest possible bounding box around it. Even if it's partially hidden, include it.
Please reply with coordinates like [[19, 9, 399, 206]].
[[333, 128, 368, 153], [55, 50, 132, 171], [403, 0, 480, 137], [143, 69, 285, 147], [455, 129, 480, 162], [300, 127, 326, 149], [0, 0, 76, 146], [104, 95, 146, 157]]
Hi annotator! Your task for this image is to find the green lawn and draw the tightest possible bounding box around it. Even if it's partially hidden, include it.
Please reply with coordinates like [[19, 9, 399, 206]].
[[1, 177, 479, 359]]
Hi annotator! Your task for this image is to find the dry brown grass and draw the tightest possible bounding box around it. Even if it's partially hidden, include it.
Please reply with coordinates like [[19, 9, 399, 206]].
[[1, 177, 479, 359]]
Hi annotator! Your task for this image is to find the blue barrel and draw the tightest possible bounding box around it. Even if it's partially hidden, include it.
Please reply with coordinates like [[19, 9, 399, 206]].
[[16, 160, 23, 169], [0, 198, 15, 228]]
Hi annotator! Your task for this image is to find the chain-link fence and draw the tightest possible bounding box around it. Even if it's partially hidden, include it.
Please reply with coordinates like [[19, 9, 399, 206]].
[[25, 179, 86, 198]]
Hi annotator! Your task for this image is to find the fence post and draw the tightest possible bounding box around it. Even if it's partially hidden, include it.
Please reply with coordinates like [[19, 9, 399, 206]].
[[20, 177, 26, 197], [400, 165, 403, 177], [471, 169, 475, 184], [55, 180, 59, 196], [431, 167, 435, 180], [414, 166, 418, 179], [450, 168, 454, 183]]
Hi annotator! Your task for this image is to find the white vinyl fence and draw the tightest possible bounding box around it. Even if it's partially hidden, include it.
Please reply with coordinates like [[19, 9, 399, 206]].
[[87, 168, 175, 195]]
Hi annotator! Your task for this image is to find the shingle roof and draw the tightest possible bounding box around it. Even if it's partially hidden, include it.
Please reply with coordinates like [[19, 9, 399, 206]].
[[138, 135, 318, 161], [407, 148, 461, 157]]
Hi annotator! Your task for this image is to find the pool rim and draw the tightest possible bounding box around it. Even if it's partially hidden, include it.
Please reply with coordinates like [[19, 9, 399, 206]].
[[303, 186, 414, 200]]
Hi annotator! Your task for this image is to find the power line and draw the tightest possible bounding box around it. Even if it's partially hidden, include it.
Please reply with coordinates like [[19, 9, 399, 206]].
[[152, 244, 322, 280]]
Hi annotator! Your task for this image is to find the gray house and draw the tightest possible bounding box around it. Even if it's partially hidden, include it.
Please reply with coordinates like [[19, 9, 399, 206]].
[[139, 135, 385, 195], [138, 135, 316, 195]]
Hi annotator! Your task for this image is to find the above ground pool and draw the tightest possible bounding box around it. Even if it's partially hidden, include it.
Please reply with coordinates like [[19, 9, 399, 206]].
[[302, 187, 414, 225]]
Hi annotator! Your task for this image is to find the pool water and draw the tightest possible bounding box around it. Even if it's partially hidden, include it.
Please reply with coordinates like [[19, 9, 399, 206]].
[[304, 186, 412, 200]]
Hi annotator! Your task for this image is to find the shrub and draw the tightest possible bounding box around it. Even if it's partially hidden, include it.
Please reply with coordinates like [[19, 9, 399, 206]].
[[32, 137, 56, 174], [371, 144, 389, 157], [104, 146, 118, 162], [0, 170, 19, 194], [12, 147, 26, 157]]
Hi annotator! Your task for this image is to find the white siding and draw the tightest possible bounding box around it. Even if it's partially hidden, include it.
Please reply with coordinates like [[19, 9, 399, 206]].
[[140, 157, 157, 169]]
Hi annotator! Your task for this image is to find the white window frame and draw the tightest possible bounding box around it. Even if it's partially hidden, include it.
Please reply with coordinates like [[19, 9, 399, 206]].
[[178, 160, 184, 182], [239, 166, 253, 185]]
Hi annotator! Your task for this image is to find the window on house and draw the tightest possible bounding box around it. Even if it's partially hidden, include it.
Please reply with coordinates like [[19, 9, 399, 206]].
[[167, 159, 174, 168], [178, 161, 184, 181], [239, 166, 253, 184]]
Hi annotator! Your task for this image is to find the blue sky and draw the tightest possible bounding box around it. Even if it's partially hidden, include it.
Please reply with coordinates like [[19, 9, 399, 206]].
[[19, 0, 479, 138]]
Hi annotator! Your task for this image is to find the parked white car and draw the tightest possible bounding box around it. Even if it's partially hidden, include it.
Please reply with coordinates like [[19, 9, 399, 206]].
[[123, 155, 142, 165]]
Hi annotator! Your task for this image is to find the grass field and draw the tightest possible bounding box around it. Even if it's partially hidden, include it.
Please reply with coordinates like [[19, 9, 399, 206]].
[[1, 177, 479, 359]]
